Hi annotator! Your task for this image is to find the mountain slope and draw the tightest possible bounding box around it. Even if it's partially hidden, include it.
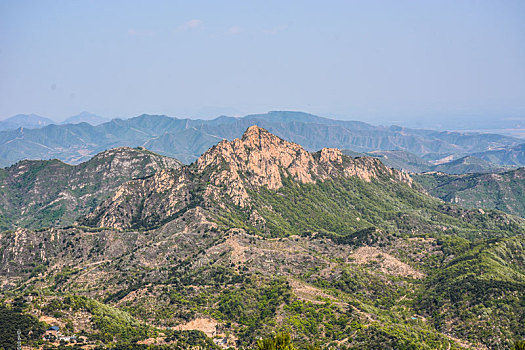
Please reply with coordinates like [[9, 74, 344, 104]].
[[432, 155, 508, 174], [143, 128, 225, 164], [473, 143, 525, 167], [346, 150, 509, 174], [81, 126, 524, 240], [418, 235, 525, 348], [414, 168, 525, 217], [0, 147, 181, 230], [364, 150, 433, 173], [1, 126, 525, 349]]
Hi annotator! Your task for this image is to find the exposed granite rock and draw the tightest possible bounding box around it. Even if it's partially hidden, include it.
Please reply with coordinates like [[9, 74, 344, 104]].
[[83, 126, 413, 229]]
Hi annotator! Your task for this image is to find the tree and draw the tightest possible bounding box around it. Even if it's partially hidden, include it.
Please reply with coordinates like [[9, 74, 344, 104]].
[[256, 333, 297, 350], [512, 340, 525, 350]]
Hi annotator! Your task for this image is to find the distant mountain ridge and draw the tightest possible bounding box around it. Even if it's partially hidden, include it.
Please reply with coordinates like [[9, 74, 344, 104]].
[[0, 111, 522, 168], [342, 150, 509, 174], [0, 114, 55, 131], [473, 143, 525, 167], [414, 167, 525, 218], [61, 111, 109, 125], [0, 111, 110, 131]]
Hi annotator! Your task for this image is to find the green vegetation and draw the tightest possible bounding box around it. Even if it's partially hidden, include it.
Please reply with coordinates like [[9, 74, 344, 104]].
[[216, 174, 525, 240], [473, 143, 525, 167], [345, 150, 506, 174], [0, 147, 181, 230], [513, 340, 525, 350], [0, 303, 46, 349], [43, 295, 154, 343], [256, 332, 297, 350], [414, 168, 525, 218], [418, 235, 525, 349], [2, 129, 525, 349]]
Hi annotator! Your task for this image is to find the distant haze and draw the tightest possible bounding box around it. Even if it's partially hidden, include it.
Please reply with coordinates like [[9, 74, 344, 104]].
[[0, 1, 524, 127]]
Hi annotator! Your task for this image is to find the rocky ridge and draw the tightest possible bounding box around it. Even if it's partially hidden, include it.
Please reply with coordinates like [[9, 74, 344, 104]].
[[0, 147, 182, 229], [84, 126, 413, 229]]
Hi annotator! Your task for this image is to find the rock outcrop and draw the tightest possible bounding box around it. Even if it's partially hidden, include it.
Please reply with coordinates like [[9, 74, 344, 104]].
[[83, 126, 413, 229], [197, 126, 411, 206]]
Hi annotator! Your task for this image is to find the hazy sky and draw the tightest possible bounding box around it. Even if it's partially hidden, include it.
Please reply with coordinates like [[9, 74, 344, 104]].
[[1, 0, 524, 125]]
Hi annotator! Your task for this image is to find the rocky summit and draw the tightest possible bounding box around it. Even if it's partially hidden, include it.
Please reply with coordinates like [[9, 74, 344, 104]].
[[83, 126, 413, 229], [1, 126, 525, 349]]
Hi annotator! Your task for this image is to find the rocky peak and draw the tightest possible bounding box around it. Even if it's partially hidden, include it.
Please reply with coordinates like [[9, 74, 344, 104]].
[[0, 145, 185, 230], [319, 148, 344, 164], [93, 147, 180, 165], [81, 126, 414, 229], [196, 126, 318, 194], [195, 126, 412, 206], [84, 147, 182, 178], [240, 125, 282, 148]]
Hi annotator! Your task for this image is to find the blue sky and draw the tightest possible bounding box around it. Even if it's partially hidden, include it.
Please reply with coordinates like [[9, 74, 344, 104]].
[[1, 0, 524, 126]]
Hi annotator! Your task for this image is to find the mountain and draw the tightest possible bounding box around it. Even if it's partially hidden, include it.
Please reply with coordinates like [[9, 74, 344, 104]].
[[0, 147, 181, 230], [2, 126, 524, 349], [473, 143, 525, 167], [0, 114, 55, 131], [431, 155, 508, 174], [343, 150, 507, 174], [414, 167, 525, 218], [359, 150, 433, 173], [81, 126, 524, 242], [61, 111, 109, 125], [0, 111, 521, 168]]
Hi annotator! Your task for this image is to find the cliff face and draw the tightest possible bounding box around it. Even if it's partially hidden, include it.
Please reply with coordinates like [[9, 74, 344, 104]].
[[195, 125, 319, 207], [199, 125, 411, 188], [83, 125, 413, 229]]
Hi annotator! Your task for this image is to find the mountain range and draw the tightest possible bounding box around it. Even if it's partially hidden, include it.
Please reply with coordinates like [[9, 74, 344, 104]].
[[0, 112, 109, 132], [1, 111, 523, 169], [473, 143, 525, 167], [1, 126, 524, 349], [61, 111, 109, 125], [0, 114, 55, 131], [343, 150, 511, 174]]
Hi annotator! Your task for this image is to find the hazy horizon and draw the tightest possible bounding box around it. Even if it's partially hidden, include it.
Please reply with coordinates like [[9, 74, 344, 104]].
[[2, 110, 525, 135], [1, 1, 525, 127]]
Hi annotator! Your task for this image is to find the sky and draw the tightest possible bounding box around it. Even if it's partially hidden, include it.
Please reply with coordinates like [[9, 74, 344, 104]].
[[1, 0, 524, 127]]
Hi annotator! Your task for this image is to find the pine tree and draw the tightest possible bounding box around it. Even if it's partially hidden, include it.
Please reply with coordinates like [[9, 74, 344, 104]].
[[512, 340, 525, 350], [256, 332, 297, 350]]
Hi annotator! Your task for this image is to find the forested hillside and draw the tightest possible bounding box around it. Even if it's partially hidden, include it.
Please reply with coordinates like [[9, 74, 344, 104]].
[[1, 127, 524, 349]]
